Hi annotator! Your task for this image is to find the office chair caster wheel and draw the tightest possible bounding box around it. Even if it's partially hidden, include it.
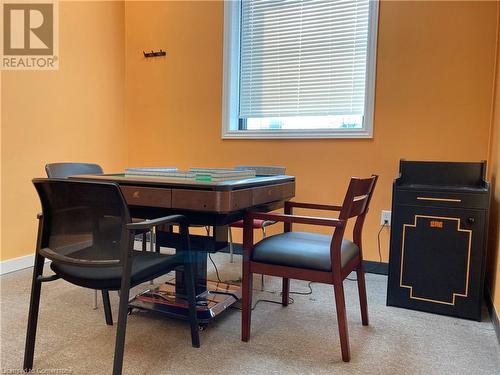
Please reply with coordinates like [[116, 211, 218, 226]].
[[198, 323, 208, 331]]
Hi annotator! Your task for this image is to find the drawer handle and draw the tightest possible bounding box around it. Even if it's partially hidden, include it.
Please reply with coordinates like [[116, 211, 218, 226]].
[[416, 197, 461, 203]]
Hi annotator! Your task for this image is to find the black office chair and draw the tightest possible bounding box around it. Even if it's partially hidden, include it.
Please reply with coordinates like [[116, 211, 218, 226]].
[[45, 164, 153, 252], [45, 162, 151, 319], [45, 162, 104, 178], [45, 163, 111, 313], [24, 179, 200, 375]]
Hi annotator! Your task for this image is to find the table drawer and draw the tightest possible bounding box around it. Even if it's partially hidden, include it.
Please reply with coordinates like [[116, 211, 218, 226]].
[[252, 182, 295, 206], [394, 190, 489, 209], [121, 186, 172, 208], [172, 189, 224, 212]]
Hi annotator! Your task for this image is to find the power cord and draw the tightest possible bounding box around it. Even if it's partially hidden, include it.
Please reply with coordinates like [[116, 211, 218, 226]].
[[207, 253, 299, 310], [208, 252, 223, 284], [368, 221, 386, 272], [230, 296, 295, 311], [289, 281, 314, 295], [346, 222, 387, 281]]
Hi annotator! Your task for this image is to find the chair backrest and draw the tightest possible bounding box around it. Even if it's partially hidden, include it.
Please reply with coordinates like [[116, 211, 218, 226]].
[[339, 176, 378, 221], [235, 165, 286, 176], [33, 178, 132, 266], [45, 163, 103, 178], [337, 175, 378, 251]]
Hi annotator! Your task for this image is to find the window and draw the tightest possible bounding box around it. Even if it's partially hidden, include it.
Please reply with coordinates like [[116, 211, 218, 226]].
[[222, 0, 379, 139]]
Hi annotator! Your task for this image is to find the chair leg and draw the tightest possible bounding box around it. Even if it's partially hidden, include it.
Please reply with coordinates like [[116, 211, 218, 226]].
[[282, 278, 290, 306], [150, 226, 155, 252], [23, 254, 45, 372], [102, 290, 113, 326], [155, 229, 161, 254], [333, 283, 350, 362], [260, 227, 267, 291], [150, 227, 156, 285], [228, 227, 234, 263], [241, 263, 253, 342], [93, 290, 98, 310], [356, 266, 369, 326], [141, 233, 147, 252], [184, 261, 200, 348], [112, 277, 132, 375]]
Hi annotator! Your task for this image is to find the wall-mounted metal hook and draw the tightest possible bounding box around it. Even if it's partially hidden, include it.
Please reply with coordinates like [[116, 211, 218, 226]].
[[143, 49, 167, 58]]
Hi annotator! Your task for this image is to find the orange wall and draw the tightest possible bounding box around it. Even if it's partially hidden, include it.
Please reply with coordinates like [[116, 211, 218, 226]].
[[488, 98, 500, 313], [488, 6, 500, 314], [1, 0, 499, 291], [125, 1, 498, 259], [0, 71, 3, 259], [0, 1, 127, 261]]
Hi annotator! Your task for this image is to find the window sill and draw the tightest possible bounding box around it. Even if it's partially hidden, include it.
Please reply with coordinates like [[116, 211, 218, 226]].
[[222, 129, 373, 140]]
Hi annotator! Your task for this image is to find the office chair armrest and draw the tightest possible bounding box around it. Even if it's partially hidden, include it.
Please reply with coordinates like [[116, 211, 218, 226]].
[[285, 201, 343, 212], [39, 247, 120, 266], [126, 215, 188, 231], [247, 212, 345, 228]]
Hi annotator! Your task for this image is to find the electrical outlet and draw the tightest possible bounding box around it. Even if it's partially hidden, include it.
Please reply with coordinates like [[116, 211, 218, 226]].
[[381, 210, 391, 226]]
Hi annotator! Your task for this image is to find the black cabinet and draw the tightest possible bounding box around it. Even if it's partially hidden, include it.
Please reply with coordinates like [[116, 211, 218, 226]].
[[386, 161, 490, 321]]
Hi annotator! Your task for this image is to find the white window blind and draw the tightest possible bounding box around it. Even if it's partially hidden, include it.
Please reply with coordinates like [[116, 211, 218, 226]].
[[239, 0, 370, 119]]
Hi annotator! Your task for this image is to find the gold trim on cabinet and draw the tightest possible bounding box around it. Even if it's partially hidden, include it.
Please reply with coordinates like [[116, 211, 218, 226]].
[[400, 215, 472, 306], [416, 197, 462, 203]]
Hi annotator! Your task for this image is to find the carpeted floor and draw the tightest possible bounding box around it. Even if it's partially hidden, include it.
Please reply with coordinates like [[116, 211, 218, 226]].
[[1, 250, 499, 375]]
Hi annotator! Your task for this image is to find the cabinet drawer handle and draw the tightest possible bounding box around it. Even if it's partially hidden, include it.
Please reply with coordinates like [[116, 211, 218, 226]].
[[416, 197, 461, 203]]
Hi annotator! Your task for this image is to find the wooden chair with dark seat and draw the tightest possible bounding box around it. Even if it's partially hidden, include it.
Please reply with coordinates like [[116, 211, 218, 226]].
[[24, 179, 200, 375], [241, 175, 378, 362]]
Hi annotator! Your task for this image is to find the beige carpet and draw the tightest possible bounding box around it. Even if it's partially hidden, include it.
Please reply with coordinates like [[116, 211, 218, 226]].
[[1, 251, 499, 375]]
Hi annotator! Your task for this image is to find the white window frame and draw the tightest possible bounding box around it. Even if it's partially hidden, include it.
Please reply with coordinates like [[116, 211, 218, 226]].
[[222, 0, 379, 139]]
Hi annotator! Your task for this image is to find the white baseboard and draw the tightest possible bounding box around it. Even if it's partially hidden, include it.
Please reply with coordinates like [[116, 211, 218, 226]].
[[0, 254, 50, 276]]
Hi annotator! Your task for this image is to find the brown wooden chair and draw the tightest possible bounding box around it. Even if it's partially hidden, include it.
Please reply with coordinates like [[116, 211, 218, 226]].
[[241, 175, 378, 362]]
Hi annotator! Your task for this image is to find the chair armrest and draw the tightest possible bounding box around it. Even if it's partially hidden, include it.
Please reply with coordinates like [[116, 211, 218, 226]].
[[261, 220, 278, 228], [126, 214, 187, 232], [39, 247, 120, 266], [285, 201, 343, 212], [247, 212, 345, 228]]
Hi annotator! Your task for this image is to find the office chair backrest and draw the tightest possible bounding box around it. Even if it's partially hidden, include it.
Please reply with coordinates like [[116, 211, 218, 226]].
[[33, 179, 132, 266], [235, 165, 286, 176], [45, 163, 103, 178]]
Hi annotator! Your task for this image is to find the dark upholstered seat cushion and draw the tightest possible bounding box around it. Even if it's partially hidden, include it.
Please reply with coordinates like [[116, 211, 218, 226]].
[[51, 251, 184, 290], [251, 231, 359, 271]]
